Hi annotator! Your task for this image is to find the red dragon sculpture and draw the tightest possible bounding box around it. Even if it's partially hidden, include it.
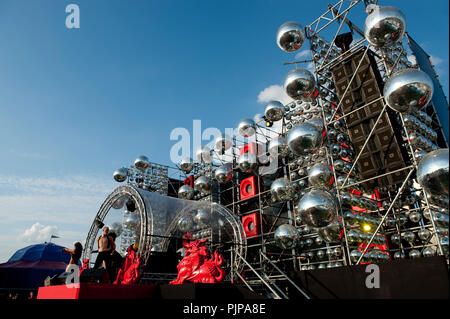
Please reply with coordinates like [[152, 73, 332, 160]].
[[170, 239, 226, 284], [114, 244, 142, 285]]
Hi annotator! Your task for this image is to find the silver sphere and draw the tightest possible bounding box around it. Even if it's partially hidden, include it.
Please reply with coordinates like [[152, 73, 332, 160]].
[[409, 249, 421, 259], [214, 163, 233, 183], [268, 136, 290, 158], [308, 163, 333, 188], [238, 118, 256, 138], [403, 231, 416, 243], [318, 218, 342, 243], [364, 5, 406, 47], [238, 152, 258, 173], [112, 196, 127, 209], [316, 250, 326, 259], [123, 213, 139, 230], [113, 167, 128, 183], [284, 68, 316, 100], [214, 134, 232, 155], [423, 247, 436, 258], [178, 184, 195, 200], [417, 148, 449, 196], [178, 217, 193, 233], [134, 155, 150, 171], [270, 178, 294, 202], [265, 100, 284, 122], [196, 145, 212, 164], [394, 251, 406, 259], [384, 69, 434, 113], [296, 189, 338, 228], [409, 211, 422, 223], [194, 209, 210, 227], [194, 175, 211, 194], [109, 222, 123, 237], [417, 228, 431, 241], [287, 123, 323, 156], [180, 157, 194, 174], [276, 21, 305, 52], [274, 224, 298, 249], [307, 118, 325, 134]]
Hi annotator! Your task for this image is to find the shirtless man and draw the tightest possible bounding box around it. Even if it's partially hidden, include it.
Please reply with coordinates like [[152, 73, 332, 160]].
[[94, 226, 116, 272]]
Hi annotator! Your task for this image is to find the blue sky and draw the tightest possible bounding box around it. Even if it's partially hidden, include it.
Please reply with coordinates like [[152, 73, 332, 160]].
[[0, 0, 448, 262]]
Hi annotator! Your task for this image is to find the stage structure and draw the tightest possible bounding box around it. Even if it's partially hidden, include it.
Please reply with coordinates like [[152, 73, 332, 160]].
[[84, 0, 449, 299]]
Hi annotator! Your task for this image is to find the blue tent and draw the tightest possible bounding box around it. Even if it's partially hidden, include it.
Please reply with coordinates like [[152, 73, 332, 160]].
[[0, 242, 70, 291]]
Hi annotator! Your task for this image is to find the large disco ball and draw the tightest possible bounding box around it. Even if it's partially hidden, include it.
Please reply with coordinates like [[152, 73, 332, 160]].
[[194, 176, 212, 194], [265, 100, 284, 122], [180, 157, 194, 174], [214, 133, 232, 155], [274, 224, 298, 249], [308, 163, 333, 188], [287, 123, 323, 155], [307, 118, 325, 134], [178, 184, 195, 200], [276, 21, 305, 52], [238, 153, 258, 173], [383, 69, 434, 113], [318, 218, 342, 243], [134, 155, 150, 171], [296, 189, 338, 228], [196, 146, 212, 164], [123, 213, 139, 230], [284, 68, 316, 100], [270, 178, 294, 202], [238, 118, 256, 138], [113, 167, 128, 183], [363, 5, 406, 47], [417, 148, 449, 196], [214, 163, 233, 183], [178, 217, 193, 233], [268, 136, 290, 158], [194, 209, 210, 227]]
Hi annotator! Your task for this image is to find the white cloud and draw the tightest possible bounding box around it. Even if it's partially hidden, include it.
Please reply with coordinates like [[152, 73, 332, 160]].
[[430, 55, 443, 66], [407, 54, 417, 65], [19, 222, 58, 243], [257, 84, 294, 105], [295, 50, 311, 60]]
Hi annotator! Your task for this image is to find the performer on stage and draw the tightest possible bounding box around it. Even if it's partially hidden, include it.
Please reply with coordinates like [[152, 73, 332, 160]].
[[94, 226, 115, 277], [62, 242, 83, 272]]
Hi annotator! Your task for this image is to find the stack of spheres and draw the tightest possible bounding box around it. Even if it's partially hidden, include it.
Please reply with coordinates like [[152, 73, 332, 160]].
[[296, 189, 338, 228], [287, 122, 323, 156], [284, 68, 316, 100], [417, 148, 449, 196], [384, 68, 434, 113], [274, 224, 298, 250], [364, 5, 406, 47]]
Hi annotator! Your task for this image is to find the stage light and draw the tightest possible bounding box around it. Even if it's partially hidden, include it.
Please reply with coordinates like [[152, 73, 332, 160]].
[[363, 224, 372, 232]]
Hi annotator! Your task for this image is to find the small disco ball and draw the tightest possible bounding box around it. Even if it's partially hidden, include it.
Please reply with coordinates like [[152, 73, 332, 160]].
[[112, 196, 127, 209], [363, 5, 406, 47], [417, 228, 432, 241], [422, 247, 436, 258], [296, 189, 338, 228], [134, 155, 150, 171], [238, 118, 256, 138], [318, 218, 342, 243], [178, 217, 193, 233], [214, 134, 232, 155], [109, 222, 123, 237], [276, 21, 305, 52], [268, 136, 290, 158], [315, 236, 323, 246], [305, 238, 313, 247], [274, 224, 298, 250], [383, 69, 434, 113], [194, 175, 211, 194], [113, 167, 128, 183], [308, 163, 333, 188], [394, 251, 406, 259], [214, 163, 233, 183], [409, 211, 422, 223], [417, 148, 449, 196], [409, 249, 421, 259], [123, 213, 139, 230], [284, 68, 316, 100], [390, 233, 401, 243], [180, 157, 194, 174], [316, 249, 326, 259], [194, 209, 210, 227], [238, 153, 258, 173], [287, 123, 323, 156], [270, 178, 294, 202], [178, 184, 195, 200], [196, 145, 212, 164], [265, 100, 285, 122], [318, 263, 327, 269]]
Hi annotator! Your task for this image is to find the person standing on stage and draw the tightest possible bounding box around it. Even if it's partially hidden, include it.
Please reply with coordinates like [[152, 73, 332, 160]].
[[94, 226, 115, 274]]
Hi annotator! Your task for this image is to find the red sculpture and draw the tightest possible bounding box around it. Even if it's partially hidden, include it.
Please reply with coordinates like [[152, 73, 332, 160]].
[[170, 239, 225, 284], [114, 245, 142, 285]]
